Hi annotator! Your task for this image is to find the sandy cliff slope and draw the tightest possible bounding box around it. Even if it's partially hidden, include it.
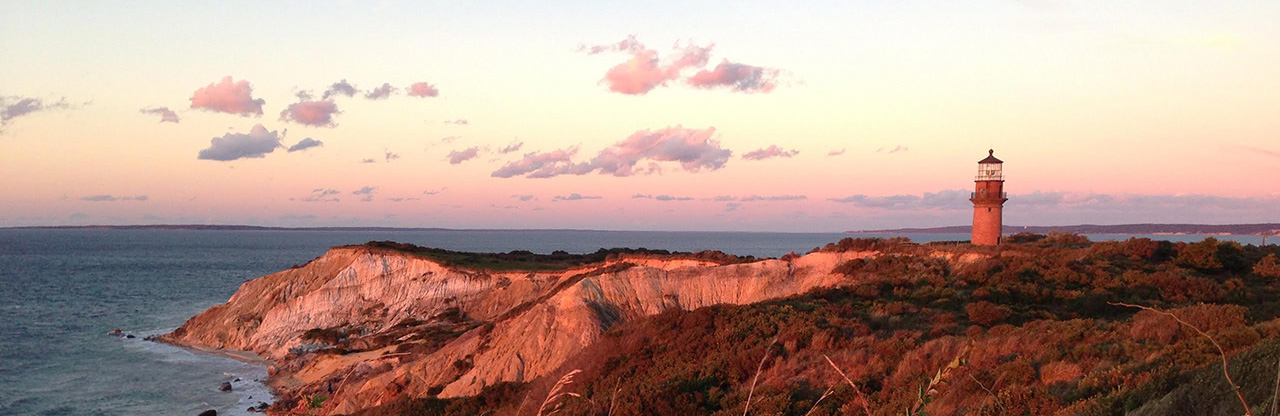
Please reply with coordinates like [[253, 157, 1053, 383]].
[[158, 244, 904, 414]]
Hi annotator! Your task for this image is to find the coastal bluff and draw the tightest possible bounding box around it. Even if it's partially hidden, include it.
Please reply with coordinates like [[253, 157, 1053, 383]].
[[157, 241, 948, 415]]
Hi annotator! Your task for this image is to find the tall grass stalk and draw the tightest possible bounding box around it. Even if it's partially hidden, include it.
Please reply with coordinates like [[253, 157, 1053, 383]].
[[742, 338, 777, 416], [536, 369, 583, 416], [822, 354, 874, 416], [801, 385, 836, 416]]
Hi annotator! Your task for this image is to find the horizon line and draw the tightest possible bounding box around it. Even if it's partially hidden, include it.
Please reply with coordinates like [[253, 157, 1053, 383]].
[[5, 222, 1279, 235]]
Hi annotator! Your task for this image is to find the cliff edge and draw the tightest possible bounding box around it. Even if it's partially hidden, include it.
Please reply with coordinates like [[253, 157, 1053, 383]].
[[157, 241, 922, 414]]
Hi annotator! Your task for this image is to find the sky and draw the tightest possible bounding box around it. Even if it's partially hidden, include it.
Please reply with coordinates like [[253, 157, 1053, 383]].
[[1, 0, 1277, 232]]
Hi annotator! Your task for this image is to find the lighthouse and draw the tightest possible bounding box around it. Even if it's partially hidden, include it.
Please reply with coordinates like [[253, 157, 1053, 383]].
[[970, 150, 1007, 245]]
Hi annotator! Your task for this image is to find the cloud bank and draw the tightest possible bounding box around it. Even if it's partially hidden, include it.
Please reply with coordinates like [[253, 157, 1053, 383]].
[[190, 77, 265, 116], [80, 195, 148, 202], [742, 145, 799, 160], [552, 193, 602, 201], [632, 194, 694, 201], [1, 96, 73, 131], [294, 188, 340, 202], [491, 126, 729, 178], [197, 124, 282, 161]]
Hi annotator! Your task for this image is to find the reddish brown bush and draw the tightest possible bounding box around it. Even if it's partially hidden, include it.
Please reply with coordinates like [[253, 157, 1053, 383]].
[[965, 301, 1009, 326], [1255, 254, 1280, 278], [1175, 238, 1223, 270], [1039, 361, 1084, 386]]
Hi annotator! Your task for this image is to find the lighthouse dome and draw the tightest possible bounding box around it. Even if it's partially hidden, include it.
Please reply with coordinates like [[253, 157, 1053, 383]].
[[978, 149, 1003, 164]]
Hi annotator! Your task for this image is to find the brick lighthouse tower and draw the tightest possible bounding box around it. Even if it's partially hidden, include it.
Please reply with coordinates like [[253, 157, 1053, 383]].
[[970, 150, 1007, 245]]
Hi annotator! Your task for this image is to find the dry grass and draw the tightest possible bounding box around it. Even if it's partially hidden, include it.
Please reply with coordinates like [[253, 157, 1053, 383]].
[[906, 341, 971, 416], [536, 369, 583, 416], [822, 354, 873, 416], [1271, 355, 1280, 416], [801, 385, 836, 416], [741, 338, 777, 416], [968, 373, 1006, 414], [1111, 302, 1255, 416]]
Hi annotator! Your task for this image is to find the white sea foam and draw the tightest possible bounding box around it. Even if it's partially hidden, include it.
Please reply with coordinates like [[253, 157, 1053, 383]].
[[127, 334, 276, 415]]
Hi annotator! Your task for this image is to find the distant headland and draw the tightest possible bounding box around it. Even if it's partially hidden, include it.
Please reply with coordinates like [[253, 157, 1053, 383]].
[[854, 223, 1280, 235]]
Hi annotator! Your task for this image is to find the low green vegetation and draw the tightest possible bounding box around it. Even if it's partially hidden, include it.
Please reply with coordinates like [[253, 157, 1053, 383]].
[[357, 241, 758, 271]]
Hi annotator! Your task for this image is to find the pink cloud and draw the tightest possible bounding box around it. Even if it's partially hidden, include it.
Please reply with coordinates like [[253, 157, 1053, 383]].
[[688, 60, 780, 93], [279, 100, 339, 127], [592, 37, 714, 95], [189, 76, 265, 116], [827, 148, 846, 156], [491, 126, 730, 178], [589, 126, 728, 175], [586, 36, 782, 95], [876, 145, 909, 154], [407, 82, 439, 98], [491, 147, 581, 178], [602, 49, 669, 95], [742, 145, 798, 160], [139, 107, 179, 123]]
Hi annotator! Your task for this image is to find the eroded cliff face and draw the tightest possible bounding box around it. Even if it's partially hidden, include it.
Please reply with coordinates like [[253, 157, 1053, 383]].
[[160, 245, 941, 415]]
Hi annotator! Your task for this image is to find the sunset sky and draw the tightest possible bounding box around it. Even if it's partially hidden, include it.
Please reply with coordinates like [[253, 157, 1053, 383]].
[[2, 1, 1277, 231]]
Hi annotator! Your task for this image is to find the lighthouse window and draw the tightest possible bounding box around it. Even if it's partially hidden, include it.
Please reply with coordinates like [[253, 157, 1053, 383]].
[[987, 208, 992, 212]]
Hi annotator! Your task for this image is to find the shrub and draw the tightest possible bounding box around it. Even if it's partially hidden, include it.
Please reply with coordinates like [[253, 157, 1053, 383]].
[[1175, 238, 1224, 271], [1039, 361, 1084, 386], [965, 301, 1009, 326], [1254, 254, 1280, 278]]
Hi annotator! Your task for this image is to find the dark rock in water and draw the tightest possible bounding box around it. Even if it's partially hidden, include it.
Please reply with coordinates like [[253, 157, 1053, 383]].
[[107, 329, 122, 335], [198, 410, 217, 416], [256, 402, 269, 410], [234, 377, 241, 382], [218, 381, 232, 392], [246, 407, 256, 413], [124, 334, 135, 339]]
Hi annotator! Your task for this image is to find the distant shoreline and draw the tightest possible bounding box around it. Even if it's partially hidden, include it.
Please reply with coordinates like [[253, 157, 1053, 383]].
[[854, 223, 1280, 236], [2, 225, 595, 232]]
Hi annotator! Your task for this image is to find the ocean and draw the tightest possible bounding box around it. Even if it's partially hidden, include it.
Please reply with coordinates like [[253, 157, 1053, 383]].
[[0, 229, 1267, 415]]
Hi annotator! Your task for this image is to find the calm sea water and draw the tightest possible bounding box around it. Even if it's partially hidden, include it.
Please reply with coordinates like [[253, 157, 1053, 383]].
[[0, 229, 1266, 415]]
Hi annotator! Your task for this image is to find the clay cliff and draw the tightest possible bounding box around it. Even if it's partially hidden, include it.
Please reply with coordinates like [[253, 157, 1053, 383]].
[[158, 242, 930, 415]]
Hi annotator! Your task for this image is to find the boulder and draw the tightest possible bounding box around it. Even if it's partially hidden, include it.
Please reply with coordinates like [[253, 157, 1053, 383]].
[[218, 381, 232, 392], [198, 410, 217, 416]]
